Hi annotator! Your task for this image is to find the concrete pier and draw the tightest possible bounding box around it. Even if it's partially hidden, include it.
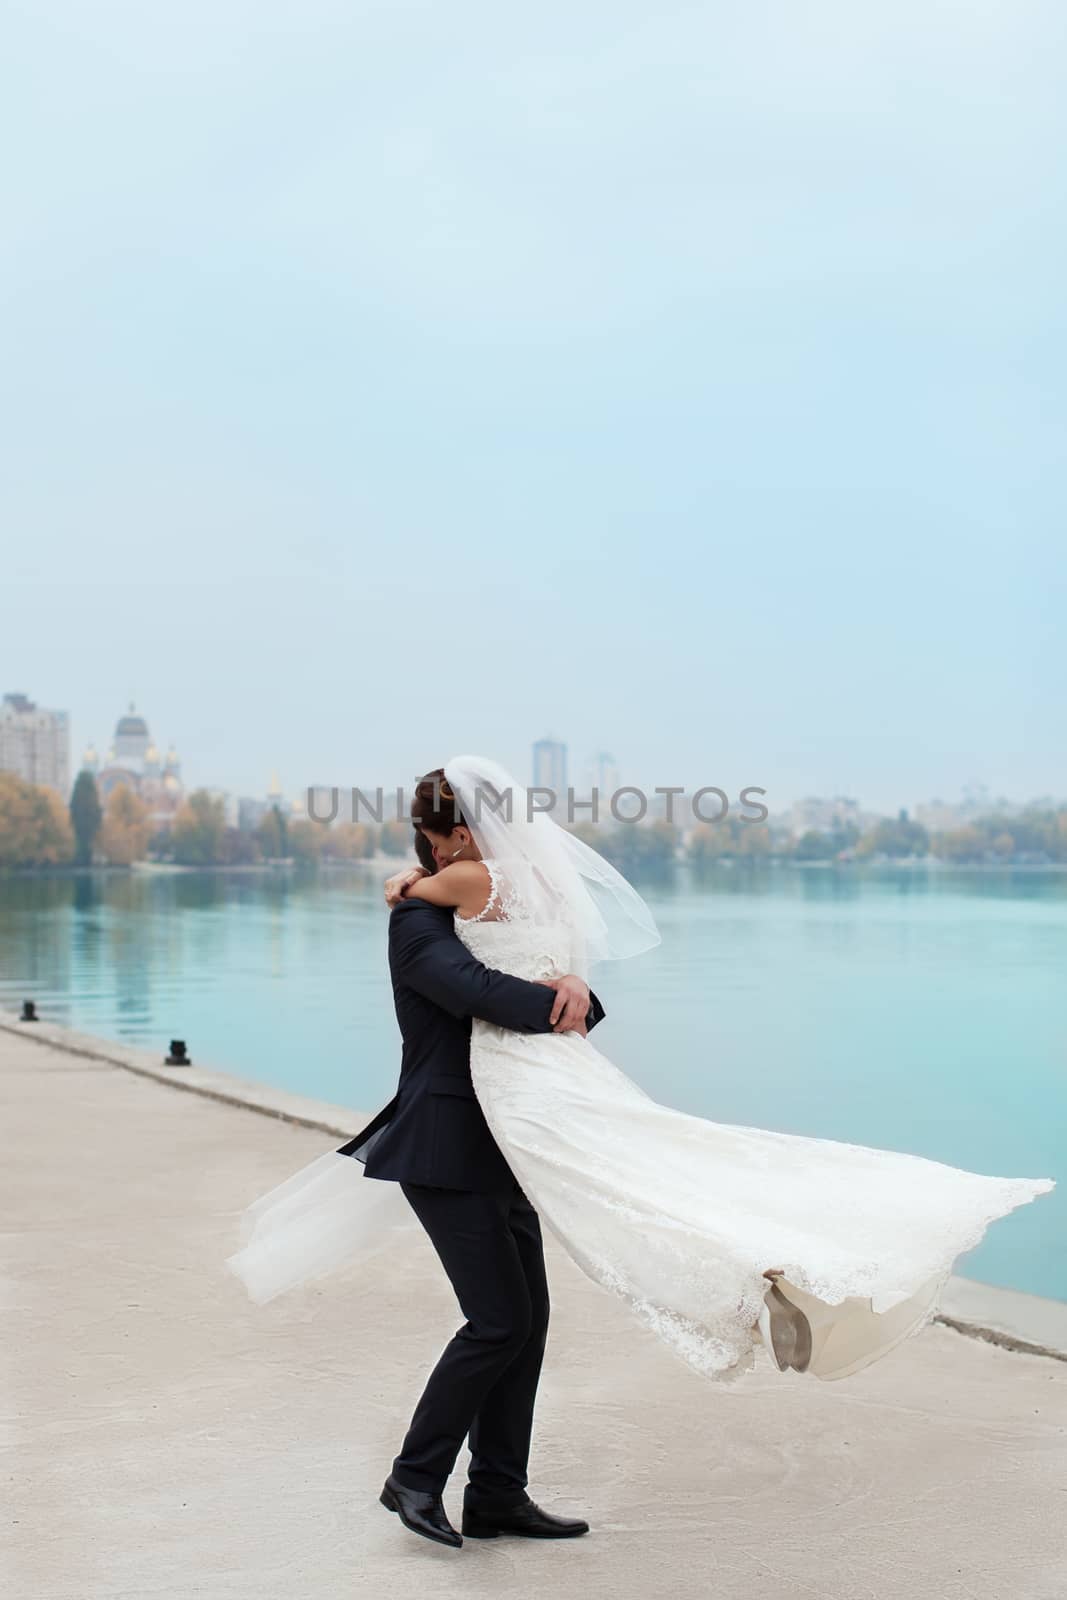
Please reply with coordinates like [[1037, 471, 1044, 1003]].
[[4, 1014, 1065, 1599]]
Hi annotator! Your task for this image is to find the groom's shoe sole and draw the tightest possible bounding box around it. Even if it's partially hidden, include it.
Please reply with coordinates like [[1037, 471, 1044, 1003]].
[[380, 1483, 462, 1548]]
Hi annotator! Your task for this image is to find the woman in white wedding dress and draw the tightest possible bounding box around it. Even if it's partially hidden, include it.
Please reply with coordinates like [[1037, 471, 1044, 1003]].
[[228, 755, 1054, 1386]]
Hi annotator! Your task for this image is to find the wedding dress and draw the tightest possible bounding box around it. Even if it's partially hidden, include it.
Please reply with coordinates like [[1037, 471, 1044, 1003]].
[[451, 858, 1053, 1384], [226, 755, 1054, 1384]]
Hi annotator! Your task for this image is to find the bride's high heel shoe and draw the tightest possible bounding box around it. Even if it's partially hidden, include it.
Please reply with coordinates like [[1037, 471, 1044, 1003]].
[[757, 1270, 813, 1373]]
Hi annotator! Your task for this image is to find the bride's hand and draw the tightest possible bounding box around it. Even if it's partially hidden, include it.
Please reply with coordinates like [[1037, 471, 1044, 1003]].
[[384, 866, 428, 907]]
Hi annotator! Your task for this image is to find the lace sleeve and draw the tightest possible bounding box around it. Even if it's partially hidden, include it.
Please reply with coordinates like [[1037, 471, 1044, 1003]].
[[465, 858, 504, 924], [463, 858, 533, 924]]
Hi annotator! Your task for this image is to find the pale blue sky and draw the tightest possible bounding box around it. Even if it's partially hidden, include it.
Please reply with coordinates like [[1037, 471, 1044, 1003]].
[[3, 1, 1063, 811]]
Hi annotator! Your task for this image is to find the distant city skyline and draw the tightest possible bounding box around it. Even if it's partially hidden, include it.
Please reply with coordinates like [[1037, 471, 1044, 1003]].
[[2, 689, 1060, 828]]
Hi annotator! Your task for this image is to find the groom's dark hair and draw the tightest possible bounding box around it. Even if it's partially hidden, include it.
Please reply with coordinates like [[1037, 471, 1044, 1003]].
[[413, 826, 437, 875], [411, 767, 465, 840]]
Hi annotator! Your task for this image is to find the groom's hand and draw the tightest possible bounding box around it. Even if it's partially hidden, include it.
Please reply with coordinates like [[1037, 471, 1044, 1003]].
[[539, 975, 591, 1034]]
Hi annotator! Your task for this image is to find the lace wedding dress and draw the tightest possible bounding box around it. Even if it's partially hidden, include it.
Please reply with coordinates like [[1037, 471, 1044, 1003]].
[[457, 860, 1054, 1385]]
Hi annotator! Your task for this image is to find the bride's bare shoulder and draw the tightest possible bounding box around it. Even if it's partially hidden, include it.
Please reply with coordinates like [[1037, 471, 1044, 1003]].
[[407, 860, 492, 917]]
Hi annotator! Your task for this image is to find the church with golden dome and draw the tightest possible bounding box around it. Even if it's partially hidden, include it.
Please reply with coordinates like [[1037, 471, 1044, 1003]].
[[82, 703, 185, 830]]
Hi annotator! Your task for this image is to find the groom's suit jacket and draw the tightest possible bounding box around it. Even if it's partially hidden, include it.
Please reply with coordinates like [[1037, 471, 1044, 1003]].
[[338, 899, 605, 1192]]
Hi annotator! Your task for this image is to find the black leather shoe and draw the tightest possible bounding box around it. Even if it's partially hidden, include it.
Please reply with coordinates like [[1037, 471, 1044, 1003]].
[[462, 1499, 589, 1539], [380, 1475, 462, 1548]]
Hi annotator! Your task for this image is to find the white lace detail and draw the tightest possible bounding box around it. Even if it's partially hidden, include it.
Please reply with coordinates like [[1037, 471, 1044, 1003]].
[[469, 858, 502, 922], [454, 862, 566, 983], [450, 899, 1055, 1385], [455, 858, 518, 926], [454, 857, 550, 940]]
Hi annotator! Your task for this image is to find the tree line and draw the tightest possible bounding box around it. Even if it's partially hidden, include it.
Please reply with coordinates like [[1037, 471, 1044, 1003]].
[[1, 770, 1065, 870], [566, 807, 1067, 869], [0, 771, 418, 870]]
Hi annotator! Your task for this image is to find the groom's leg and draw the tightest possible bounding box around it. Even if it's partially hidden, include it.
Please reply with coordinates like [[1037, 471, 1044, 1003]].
[[464, 1183, 550, 1510], [390, 1182, 534, 1497]]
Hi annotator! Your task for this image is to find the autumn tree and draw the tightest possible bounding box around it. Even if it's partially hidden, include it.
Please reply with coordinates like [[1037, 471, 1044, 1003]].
[[573, 819, 679, 873], [688, 815, 769, 860], [0, 773, 74, 868], [172, 791, 228, 866], [930, 826, 984, 862], [219, 826, 258, 866], [790, 823, 859, 861], [97, 785, 151, 866], [288, 819, 324, 863], [318, 822, 373, 860], [791, 829, 835, 862], [380, 820, 411, 856], [854, 813, 929, 860]]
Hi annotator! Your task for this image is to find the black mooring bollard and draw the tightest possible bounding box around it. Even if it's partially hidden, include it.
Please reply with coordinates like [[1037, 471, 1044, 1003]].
[[21, 1000, 38, 1022], [165, 1039, 191, 1066]]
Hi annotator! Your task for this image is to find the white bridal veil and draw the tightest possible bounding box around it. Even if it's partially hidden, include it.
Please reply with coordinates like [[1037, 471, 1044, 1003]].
[[442, 754, 661, 975]]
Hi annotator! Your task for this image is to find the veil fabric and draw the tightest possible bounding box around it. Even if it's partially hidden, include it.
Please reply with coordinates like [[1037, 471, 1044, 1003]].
[[443, 755, 661, 975]]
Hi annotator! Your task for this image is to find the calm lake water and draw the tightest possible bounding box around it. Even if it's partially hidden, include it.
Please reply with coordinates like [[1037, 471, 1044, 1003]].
[[2, 864, 1063, 1301]]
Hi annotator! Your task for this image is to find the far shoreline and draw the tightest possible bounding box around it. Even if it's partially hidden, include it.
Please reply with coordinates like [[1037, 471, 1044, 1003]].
[[4, 856, 1067, 879]]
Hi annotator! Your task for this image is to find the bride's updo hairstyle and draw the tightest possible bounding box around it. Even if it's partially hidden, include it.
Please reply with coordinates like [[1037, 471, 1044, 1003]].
[[411, 768, 466, 839]]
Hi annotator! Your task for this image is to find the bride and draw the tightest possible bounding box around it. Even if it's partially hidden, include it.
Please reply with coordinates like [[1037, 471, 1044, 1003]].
[[228, 755, 1054, 1385]]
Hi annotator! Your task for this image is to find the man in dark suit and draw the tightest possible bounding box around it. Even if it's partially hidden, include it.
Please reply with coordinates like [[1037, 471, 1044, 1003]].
[[338, 841, 602, 1550]]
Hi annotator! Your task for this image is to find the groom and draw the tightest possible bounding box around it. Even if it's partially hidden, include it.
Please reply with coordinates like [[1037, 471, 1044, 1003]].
[[339, 828, 603, 1550]]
